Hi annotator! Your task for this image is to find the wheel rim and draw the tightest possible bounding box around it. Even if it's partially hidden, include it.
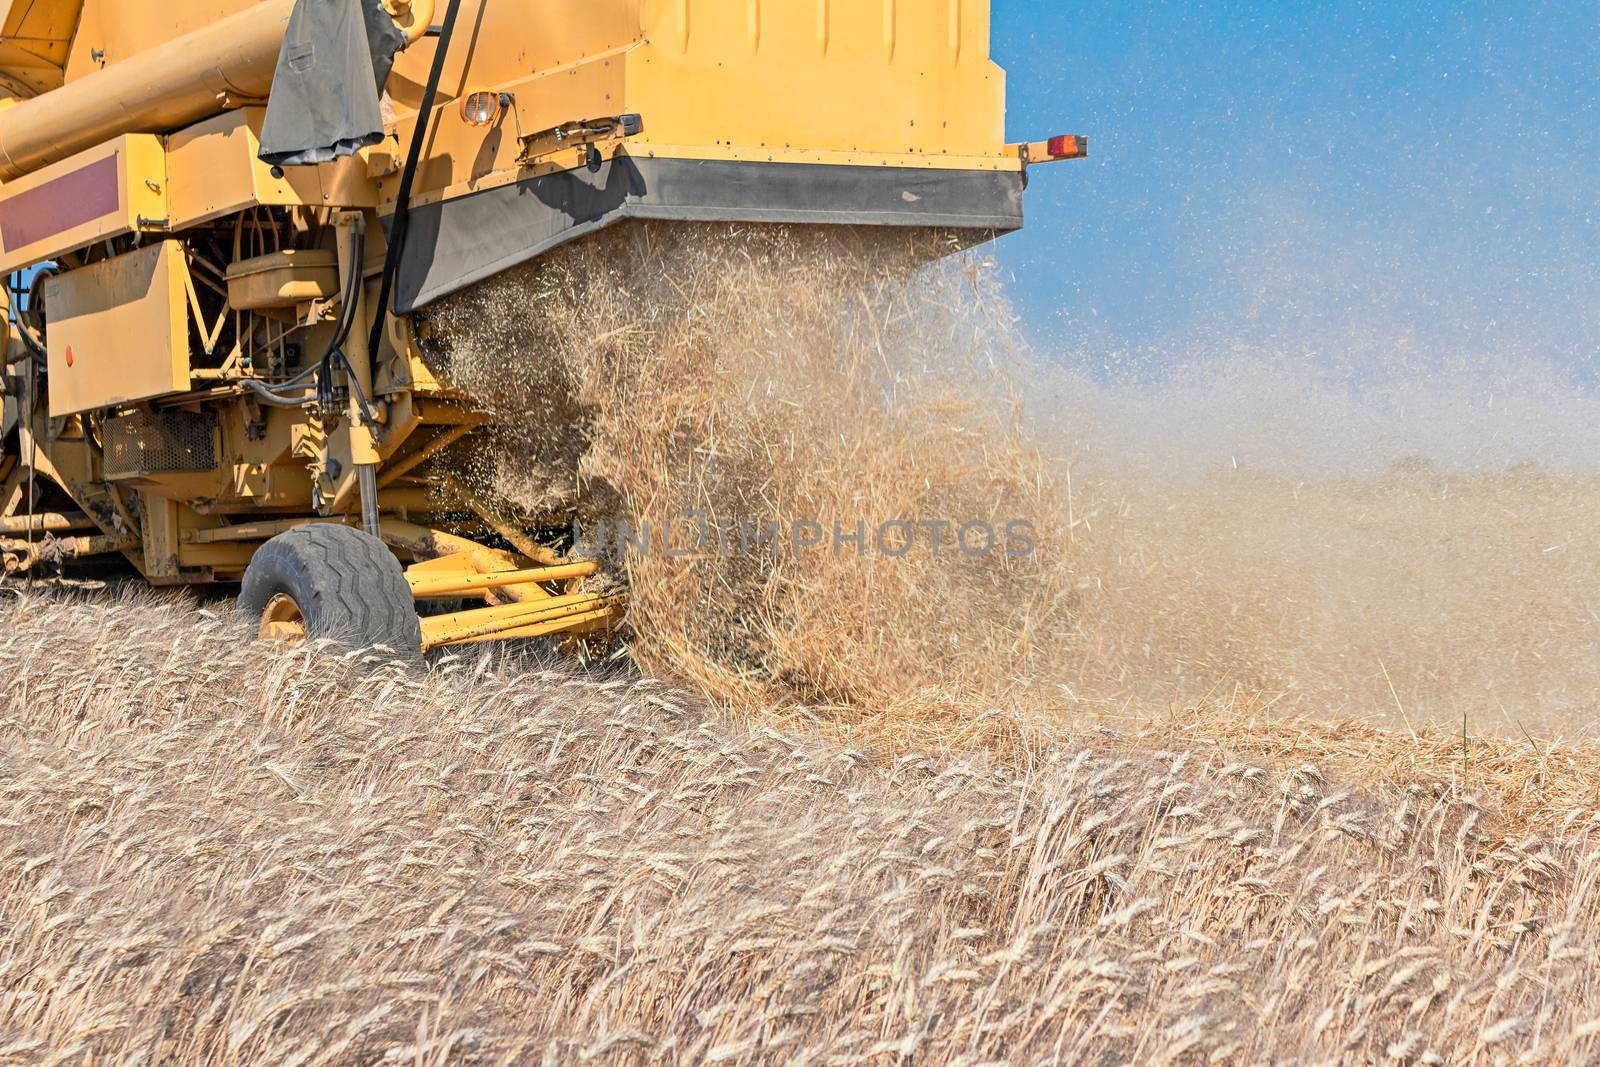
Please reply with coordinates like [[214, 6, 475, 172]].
[[259, 593, 307, 643]]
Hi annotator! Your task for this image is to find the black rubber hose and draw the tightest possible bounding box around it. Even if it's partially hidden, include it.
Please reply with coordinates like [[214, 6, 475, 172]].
[[312, 215, 374, 416], [13, 312, 46, 365], [333, 237, 363, 348], [11, 269, 50, 367], [324, 216, 365, 357], [365, 0, 465, 361], [241, 379, 317, 408]]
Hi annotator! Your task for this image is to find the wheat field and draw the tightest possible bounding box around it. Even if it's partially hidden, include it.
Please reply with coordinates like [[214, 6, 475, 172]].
[[3, 588, 1599, 1065], [4, 225, 1596, 1064]]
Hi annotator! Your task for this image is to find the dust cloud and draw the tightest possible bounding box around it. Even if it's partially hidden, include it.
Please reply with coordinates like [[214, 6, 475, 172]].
[[425, 222, 1599, 740], [1034, 313, 1600, 733]]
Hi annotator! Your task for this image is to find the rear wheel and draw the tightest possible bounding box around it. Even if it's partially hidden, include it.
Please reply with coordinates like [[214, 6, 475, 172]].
[[238, 524, 422, 655]]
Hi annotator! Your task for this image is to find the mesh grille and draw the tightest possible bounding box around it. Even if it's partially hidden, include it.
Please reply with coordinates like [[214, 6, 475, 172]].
[[104, 410, 218, 478]]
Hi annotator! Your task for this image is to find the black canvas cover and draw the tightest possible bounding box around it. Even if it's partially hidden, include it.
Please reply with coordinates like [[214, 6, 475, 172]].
[[258, 0, 406, 167]]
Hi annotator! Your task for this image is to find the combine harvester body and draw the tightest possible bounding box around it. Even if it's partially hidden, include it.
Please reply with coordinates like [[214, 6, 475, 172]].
[[0, 0, 1080, 652]]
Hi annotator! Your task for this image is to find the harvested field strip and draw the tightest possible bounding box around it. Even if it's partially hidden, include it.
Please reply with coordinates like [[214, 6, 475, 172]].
[[2, 590, 1598, 1065]]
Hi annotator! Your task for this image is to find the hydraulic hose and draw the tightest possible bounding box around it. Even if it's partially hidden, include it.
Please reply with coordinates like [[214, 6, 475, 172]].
[[241, 379, 317, 408], [366, 0, 465, 361], [243, 224, 364, 410], [306, 215, 381, 424]]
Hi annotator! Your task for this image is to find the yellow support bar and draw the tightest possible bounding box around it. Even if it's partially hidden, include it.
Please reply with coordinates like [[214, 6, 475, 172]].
[[408, 560, 598, 598], [186, 517, 353, 544], [420, 592, 624, 648], [452, 606, 621, 646]]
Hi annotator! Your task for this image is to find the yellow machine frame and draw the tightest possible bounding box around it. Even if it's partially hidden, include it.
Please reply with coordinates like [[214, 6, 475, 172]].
[[0, 0, 1081, 651]]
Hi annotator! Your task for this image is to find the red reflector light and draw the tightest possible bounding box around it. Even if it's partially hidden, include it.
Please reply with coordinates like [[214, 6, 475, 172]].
[[1046, 135, 1084, 159]]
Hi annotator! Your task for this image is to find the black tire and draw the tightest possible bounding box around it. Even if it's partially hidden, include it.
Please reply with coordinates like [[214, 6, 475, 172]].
[[238, 524, 422, 655]]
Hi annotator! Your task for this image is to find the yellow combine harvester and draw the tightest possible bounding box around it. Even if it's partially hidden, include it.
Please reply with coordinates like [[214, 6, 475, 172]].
[[0, 0, 1080, 654]]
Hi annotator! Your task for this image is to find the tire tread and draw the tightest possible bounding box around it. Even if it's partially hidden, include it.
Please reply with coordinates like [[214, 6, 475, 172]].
[[238, 524, 422, 655]]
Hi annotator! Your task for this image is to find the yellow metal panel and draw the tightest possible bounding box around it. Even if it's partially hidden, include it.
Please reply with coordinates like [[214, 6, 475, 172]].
[[378, 0, 1008, 207], [166, 110, 291, 225], [386, 0, 642, 103], [166, 109, 378, 228], [0, 134, 166, 272], [141, 493, 181, 579], [43, 240, 190, 416], [0, 0, 83, 95], [63, 0, 254, 80], [629, 0, 1005, 160], [380, 0, 641, 202], [0, 0, 84, 47], [401, 54, 632, 200]]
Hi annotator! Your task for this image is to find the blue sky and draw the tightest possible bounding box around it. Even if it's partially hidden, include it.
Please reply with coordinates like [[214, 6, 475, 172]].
[[990, 2, 1599, 378]]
